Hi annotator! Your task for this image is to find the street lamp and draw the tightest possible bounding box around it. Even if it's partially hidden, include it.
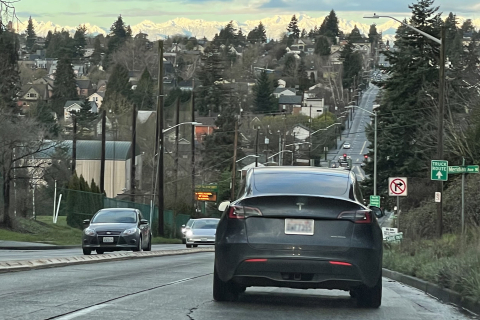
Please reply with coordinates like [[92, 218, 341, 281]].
[[236, 155, 259, 163], [346, 104, 379, 196], [364, 13, 446, 236], [268, 150, 293, 165], [163, 121, 201, 133]]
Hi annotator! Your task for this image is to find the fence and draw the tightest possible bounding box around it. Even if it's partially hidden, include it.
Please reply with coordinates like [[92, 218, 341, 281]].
[[56, 188, 192, 237]]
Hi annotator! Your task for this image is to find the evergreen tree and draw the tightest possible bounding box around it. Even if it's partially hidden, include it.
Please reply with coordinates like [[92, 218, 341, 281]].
[[320, 10, 340, 43], [214, 21, 237, 46], [0, 28, 20, 112], [90, 36, 103, 65], [132, 68, 155, 110], [33, 101, 59, 137], [102, 63, 132, 114], [45, 30, 53, 49], [247, 27, 259, 44], [368, 24, 379, 44], [287, 15, 300, 39], [283, 54, 297, 77], [257, 22, 267, 43], [297, 59, 311, 91], [340, 41, 363, 88], [300, 28, 307, 38], [104, 15, 129, 70], [314, 36, 331, 56], [236, 28, 246, 45], [73, 25, 87, 58], [70, 98, 98, 136], [46, 30, 75, 59], [51, 55, 78, 117], [348, 25, 363, 42], [253, 71, 276, 113], [25, 16, 36, 52]]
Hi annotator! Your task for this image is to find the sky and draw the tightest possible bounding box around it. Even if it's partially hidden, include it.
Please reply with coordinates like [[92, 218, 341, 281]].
[[12, 0, 480, 27]]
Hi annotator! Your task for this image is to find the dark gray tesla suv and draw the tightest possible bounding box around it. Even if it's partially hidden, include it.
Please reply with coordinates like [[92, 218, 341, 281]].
[[213, 167, 383, 308]]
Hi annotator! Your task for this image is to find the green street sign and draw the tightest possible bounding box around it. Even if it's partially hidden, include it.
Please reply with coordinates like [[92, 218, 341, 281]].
[[370, 195, 381, 207], [448, 165, 479, 174], [431, 160, 448, 181], [195, 184, 218, 192]]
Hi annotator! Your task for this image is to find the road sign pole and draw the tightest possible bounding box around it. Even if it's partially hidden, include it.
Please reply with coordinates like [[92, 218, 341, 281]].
[[462, 157, 465, 234], [397, 196, 400, 230]]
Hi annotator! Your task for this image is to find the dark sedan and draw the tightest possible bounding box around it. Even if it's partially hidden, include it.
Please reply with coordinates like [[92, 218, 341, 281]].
[[214, 167, 383, 308], [82, 208, 152, 255]]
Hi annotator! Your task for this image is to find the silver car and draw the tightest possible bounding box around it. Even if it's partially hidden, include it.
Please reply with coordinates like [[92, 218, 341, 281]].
[[181, 219, 194, 244], [185, 218, 219, 248]]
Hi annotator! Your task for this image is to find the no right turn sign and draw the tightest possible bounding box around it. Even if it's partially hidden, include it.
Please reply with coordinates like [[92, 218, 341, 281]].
[[388, 177, 408, 197]]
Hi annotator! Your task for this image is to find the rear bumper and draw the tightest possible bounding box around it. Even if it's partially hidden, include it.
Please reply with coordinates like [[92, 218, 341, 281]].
[[215, 244, 382, 290]]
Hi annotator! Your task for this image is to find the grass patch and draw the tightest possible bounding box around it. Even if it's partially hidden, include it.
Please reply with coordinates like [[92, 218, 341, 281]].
[[384, 231, 480, 302], [0, 215, 82, 245], [151, 237, 182, 245]]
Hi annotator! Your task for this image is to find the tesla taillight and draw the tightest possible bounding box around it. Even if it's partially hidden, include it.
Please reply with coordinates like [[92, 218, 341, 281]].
[[227, 205, 263, 219], [245, 259, 267, 262], [329, 261, 352, 266], [337, 210, 372, 224]]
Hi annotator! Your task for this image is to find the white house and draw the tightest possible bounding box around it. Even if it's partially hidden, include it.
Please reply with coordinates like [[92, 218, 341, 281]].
[[273, 87, 296, 99], [292, 124, 312, 141], [64, 100, 98, 120], [300, 98, 326, 118], [88, 92, 105, 109]]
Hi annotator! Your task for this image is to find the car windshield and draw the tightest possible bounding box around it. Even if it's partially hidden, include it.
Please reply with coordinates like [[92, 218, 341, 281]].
[[91, 211, 137, 224], [192, 220, 219, 229]]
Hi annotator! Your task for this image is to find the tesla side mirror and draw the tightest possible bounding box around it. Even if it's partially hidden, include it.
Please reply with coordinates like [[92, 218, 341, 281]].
[[218, 200, 230, 212], [140, 219, 149, 225], [83, 219, 90, 225]]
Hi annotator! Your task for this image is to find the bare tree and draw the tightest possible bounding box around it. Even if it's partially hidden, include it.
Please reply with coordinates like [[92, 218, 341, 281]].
[[0, 0, 18, 29], [111, 38, 157, 73]]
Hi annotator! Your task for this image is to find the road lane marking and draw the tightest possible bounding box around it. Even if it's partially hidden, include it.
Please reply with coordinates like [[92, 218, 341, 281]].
[[359, 141, 367, 154]]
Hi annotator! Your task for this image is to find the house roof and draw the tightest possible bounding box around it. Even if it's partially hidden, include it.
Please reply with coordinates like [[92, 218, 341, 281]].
[[76, 79, 91, 90], [279, 95, 302, 104], [137, 111, 155, 124], [20, 84, 49, 100], [274, 87, 296, 94], [64, 100, 97, 110], [35, 140, 141, 161], [293, 123, 312, 132]]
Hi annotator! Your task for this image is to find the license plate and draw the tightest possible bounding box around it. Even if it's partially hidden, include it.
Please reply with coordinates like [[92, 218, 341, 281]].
[[201, 238, 208, 241], [103, 237, 114, 243], [285, 219, 314, 235]]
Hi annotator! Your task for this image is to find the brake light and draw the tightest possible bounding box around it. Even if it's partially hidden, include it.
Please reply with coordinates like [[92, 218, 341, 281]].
[[329, 261, 352, 266], [245, 259, 267, 262], [337, 210, 372, 224], [227, 205, 262, 219]]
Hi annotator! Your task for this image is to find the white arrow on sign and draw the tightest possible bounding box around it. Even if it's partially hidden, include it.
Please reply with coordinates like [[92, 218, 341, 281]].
[[436, 171, 443, 178]]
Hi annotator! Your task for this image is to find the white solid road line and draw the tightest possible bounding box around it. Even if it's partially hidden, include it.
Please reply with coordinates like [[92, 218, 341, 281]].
[[359, 141, 367, 155]]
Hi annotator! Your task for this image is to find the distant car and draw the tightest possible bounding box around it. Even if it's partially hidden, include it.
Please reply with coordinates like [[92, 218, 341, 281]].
[[82, 208, 152, 255], [181, 219, 195, 244], [214, 167, 383, 307], [185, 218, 220, 248], [343, 142, 351, 149]]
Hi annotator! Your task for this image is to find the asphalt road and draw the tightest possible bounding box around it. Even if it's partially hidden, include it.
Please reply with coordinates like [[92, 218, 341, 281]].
[[334, 84, 380, 181], [0, 244, 199, 262], [0, 251, 475, 320]]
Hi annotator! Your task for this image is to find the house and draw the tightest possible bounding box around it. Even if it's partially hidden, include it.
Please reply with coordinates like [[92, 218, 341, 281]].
[[292, 124, 312, 141], [163, 52, 177, 65], [128, 70, 143, 83], [64, 100, 98, 120], [72, 64, 87, 77], [88, 92, 105, 109], [194, 115, 217, 143], [33, 140, 143, 198], [296, 98, 326, 118], [76, 79, 93, 97], [17, 84, 49, 113], [35, 58, 56, 70], [273, 87, 296, 99], [304, 45, 315, 55], [278, 95, 302, 113], [96, 80, 108, 93], [178, 80, 194, 91], [32, 77, 54, 98]]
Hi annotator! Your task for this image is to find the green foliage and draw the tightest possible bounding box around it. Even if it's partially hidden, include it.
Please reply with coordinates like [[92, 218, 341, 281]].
[[65, 173, 103, 229], [71, 98, 98, 137], [297, 58, 311, 91], [90, 36, 103, 65], [314, 36, 331, 56], [73, 25, 87, 58], [319, 10, 340, 43], [51, 56, 78, 117], [32, 101, 59, 138], [287, 15, 300, 39], [348, 25, 363, 42], [340, 41, 363, 88], [132, 68, 155, 110], [253, 71, 277, 113], [247, 22, 267, 43], [0, 28, 20, 112], [104, 15, 130, 70], [25, 17, 36, 52], [283, 54, 297, 77], [45, 29, 75, 59], [165, 87, 191, 107], [103, 63, 132, 114]]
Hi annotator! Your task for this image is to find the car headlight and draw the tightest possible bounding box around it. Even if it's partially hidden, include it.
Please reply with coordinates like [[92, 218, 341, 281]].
[[122, 228, 137, 236], [84, 228, 96, 236], [186, 230, 193, 237]]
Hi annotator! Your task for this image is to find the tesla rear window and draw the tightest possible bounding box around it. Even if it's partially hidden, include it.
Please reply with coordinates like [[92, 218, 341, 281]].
[[92, 211, 137, 223], [253, 172, 349, 196]]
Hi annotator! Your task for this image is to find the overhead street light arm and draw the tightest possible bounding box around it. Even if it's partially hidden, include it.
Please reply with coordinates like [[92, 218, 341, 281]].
[[346, 105, 375, 116], [364, 14, 441, 45], [236, 155, 259, 163], [162, 121, 201, 133], [311, 123, 337, 135], [268, 150, 292, 160]]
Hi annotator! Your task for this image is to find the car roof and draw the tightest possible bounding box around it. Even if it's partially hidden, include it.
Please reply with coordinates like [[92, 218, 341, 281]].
[[250, 166, 352, 177], [99, 208, 137, 212], [191, 218, 220, 221]]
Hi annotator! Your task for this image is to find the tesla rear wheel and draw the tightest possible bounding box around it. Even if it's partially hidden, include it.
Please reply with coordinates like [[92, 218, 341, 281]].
[[186, 244, 192, 248], [133, 237, 142, 252], [356, 276, 382, 308], [96, 249, 104, 254], [193, 244, 198, 248], [82, 248, 91, 255], [213, 266, 240, 302]]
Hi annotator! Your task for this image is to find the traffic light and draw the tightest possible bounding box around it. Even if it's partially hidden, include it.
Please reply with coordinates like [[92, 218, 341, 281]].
[[364, 154, 368, 159], [343, 154, 347, 160]]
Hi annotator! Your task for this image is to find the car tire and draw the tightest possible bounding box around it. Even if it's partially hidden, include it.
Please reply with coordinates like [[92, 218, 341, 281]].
[[82, 248, 91, 255], [182, 238, 186, 244], [193, 244, 198, 248], [96, 249, 104, 254], [213, 265, 240, 302], [355, 276, 382, 308], [144, 235, 152, 251], [133, 237, 142, 252], [186, 244, 192, 248]]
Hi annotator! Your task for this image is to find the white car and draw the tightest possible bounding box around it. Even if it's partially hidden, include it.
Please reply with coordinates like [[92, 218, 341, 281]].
[[343, 143, 351, 149]]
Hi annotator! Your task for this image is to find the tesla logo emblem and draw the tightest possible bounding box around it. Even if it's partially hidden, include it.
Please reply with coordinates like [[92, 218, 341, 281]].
[[106, 232, 111, 235], [296, 203, 304, 210]]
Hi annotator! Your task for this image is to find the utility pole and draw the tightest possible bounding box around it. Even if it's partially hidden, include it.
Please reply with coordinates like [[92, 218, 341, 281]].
[[278, 134, 282, 165], [174, 97, 180, 207], [72, 116, 77, 174], [191, 79, 196, 210], [436, 26, 446, 238], [130, 104, 137, 202], [230, 121, 238, 200], [156, 40, 165, 237], [255, 127, 259, 167], [100, 110, 106, 193]]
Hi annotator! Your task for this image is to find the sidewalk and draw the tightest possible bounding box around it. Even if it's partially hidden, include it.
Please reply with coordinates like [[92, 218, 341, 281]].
[[0, 240, 79, 250]]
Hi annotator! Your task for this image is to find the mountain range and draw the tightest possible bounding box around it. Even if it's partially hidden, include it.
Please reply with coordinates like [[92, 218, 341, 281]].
[[13, 14, 480, 45]]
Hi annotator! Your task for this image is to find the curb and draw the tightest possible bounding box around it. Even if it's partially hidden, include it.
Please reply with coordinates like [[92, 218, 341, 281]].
[[0, 247, 214, 274], [0, 245, 81, 250], [383, 268, 480, 315]]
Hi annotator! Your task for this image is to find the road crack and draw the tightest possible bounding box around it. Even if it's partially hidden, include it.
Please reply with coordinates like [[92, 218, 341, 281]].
[[186, 300, 212, 320]]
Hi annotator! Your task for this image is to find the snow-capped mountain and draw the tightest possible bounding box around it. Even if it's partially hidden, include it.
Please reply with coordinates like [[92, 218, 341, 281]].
[[14, 14, 480, 44]]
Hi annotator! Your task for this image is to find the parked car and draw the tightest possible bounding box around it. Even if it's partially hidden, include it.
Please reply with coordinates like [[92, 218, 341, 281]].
[[181, 219, 195, 244], [214, 167, 383, 308], [82, 208, 152, 255], [185, 218, 220, 248]]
